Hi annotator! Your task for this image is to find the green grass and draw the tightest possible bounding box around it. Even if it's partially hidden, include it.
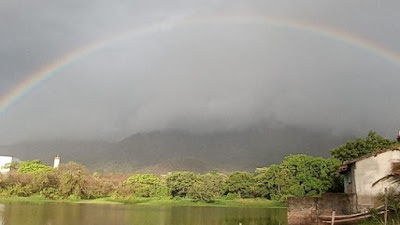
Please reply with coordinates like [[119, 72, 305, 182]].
[[0, 196, 286, 208]]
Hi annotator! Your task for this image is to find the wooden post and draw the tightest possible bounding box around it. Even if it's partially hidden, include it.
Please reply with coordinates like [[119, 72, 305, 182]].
[[331, 210, 335, 225], [384, 188, 388, 225]]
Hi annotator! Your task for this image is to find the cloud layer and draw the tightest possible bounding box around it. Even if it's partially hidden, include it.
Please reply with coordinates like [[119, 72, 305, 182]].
[[0, 0, 400, 144]]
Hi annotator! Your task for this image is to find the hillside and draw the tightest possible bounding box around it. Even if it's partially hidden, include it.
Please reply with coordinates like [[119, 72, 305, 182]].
[[0, 124, 352, 172]]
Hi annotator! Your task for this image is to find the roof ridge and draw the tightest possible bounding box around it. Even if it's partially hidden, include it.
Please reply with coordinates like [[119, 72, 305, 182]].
[[342, 147, 400, 166]]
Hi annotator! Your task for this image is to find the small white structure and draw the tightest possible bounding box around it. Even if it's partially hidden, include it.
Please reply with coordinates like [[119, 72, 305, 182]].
[[339, 148, 400, 209], [0, 156, 14, 174], [53, 155, 60, 169]]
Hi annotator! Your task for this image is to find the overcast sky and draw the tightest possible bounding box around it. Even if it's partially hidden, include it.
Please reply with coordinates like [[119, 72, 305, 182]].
[[0, 0, 399, 144]]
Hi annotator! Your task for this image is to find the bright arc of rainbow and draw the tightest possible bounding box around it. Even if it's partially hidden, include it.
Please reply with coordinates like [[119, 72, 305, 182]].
[[1, 13, 400, 115]]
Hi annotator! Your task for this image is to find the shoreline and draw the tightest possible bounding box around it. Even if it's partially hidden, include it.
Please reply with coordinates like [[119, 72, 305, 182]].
[[0, 196, 287, 208]]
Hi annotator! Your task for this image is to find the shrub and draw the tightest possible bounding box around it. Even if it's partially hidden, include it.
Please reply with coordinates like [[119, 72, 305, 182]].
[[224, 171, 254, 198], [118, 174, 166, 198], [166, 171, 199, 198], [17, 160, 52, 174], [187, 180, 215, 203]]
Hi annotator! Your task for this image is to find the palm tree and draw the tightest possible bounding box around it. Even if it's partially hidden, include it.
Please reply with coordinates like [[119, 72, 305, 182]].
[[373, 164, 400, 187]]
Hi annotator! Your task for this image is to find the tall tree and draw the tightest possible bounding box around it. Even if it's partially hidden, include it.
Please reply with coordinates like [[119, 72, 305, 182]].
[[165, 171, 198, 197], [331, 131, 395, 162], [254, 164, 289, 200], [123, 174, 165, 197], [224, 171, 254, 198], [254, 155, 342, 200]]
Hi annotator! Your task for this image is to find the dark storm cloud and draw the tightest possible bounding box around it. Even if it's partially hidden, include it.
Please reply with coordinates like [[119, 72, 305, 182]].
[[0, 0, 400, 144]]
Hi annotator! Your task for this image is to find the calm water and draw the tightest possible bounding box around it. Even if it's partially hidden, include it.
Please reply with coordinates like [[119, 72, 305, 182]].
[[0, 202, 287, 225]]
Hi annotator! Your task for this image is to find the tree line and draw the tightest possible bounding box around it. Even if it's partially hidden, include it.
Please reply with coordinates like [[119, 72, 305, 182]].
[[0, 131, 394, 203]]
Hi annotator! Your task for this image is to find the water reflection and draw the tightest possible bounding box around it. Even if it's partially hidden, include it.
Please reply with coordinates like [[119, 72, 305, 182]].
[[0, 202, 287, 225]]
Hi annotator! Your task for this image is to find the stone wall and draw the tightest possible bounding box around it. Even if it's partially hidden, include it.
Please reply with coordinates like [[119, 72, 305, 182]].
[[287, 193, 357, 225]]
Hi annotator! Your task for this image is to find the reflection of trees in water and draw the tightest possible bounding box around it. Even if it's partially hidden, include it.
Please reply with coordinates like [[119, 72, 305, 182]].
[[163, 206, 287, 225], [0, 203, 287, 225], [223, 208, 288, 225], [0, 204, 5, 225], [2, 203, 81, 225]]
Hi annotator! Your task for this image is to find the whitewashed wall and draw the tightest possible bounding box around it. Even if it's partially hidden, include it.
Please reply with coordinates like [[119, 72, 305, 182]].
[[354, 150, 400, 206], [0, 156, 13, 173]]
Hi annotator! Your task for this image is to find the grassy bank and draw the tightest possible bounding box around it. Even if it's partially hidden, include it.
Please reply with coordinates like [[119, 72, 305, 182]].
[[0, 196, 286, 208]]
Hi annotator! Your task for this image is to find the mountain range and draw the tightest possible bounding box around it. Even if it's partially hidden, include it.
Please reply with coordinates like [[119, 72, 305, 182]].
[[0, 123, 352, 173]]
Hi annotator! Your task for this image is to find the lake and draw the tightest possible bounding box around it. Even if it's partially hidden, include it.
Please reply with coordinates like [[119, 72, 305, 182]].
[[0, 202, 287, 225]]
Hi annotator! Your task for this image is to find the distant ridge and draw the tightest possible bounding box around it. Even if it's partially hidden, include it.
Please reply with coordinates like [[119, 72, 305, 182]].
[[0, 124, 352, 172]]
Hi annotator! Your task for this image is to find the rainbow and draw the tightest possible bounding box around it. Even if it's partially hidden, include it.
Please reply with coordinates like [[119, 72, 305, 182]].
[[1, 13, 399, 115]]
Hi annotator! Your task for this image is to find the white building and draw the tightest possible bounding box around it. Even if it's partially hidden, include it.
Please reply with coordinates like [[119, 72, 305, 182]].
[[339, 148, 400, 209], [0, 156, 14, 174], [53, 155, 60, 169]]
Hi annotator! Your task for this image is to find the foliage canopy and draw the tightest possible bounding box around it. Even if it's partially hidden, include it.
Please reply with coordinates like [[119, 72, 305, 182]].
[[254, 154, 342, 200], [331, 131, 395, 162], [122, 174, 165, 198], [17, 160, 52, 174]]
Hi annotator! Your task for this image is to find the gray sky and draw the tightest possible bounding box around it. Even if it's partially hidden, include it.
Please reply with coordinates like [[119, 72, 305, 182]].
[[0, 0, 400, 144]]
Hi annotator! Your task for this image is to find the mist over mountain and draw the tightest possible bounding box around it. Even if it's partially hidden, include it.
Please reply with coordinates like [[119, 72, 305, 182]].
[[0, 123, 352, 173], [1, 1, 400, 157]]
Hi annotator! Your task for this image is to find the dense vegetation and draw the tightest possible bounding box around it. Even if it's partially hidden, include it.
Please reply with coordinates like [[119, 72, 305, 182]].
[[0, 155, 340, 203], [331, 131, 395, 162], [0, 131, 393, 204]]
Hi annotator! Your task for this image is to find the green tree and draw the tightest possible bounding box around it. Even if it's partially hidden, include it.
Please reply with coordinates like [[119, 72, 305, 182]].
[[202, 172, 227, 196], [187, 172, 227, 202], [17, 160, 52, 174], [165, 171, 198, 198], [331, 131, 395, 162], [56, 162, 88, 198], [122, 174, 165, 197], [224, 171, 254, 198], [254, 164, 290, 200], [254, 155, 342, 200], [280, 154, 342, 196], [2, 161, 20, 171], [187, 179, 215, 203]]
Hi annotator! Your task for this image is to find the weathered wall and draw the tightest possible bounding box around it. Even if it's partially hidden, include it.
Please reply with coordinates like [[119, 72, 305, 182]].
[[354, 150, 400, 207], [287, 194, 357, 225], [288, 197, 318, 225], [319, 193, 358, 215]]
